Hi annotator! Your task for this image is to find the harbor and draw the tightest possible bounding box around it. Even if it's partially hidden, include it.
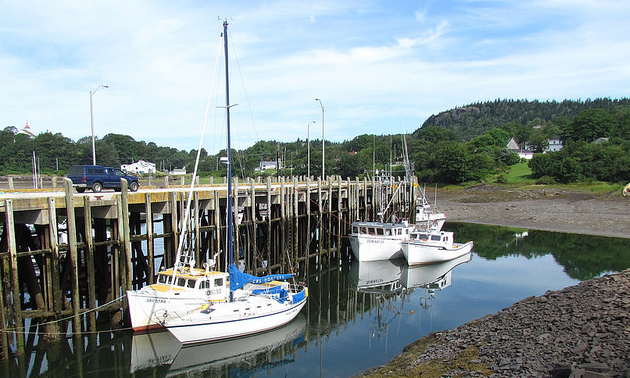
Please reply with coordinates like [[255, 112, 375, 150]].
[[0, 174, 417, 360]]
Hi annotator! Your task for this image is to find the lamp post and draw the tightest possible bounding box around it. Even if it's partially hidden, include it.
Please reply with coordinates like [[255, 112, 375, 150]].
[[90, 84, 109, 165], [307, 120, 316, 178], [315, 98, 324, 180]]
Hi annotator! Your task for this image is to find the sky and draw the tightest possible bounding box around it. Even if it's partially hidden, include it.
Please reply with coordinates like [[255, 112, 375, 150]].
[[2, 0, 630, 154]]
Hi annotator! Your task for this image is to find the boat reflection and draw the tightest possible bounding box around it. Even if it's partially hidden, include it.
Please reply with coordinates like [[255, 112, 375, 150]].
[[400, 252, 472, 290], [348, 252, 472, 295], [130, 315, 307, 377], [348, 257, 406, 294]]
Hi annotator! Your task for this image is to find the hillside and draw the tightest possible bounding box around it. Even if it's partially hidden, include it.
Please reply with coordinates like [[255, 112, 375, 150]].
[[421, 98, 630, 140]]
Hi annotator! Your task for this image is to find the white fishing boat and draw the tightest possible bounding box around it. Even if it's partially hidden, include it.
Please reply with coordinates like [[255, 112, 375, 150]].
[[348, 220, 414, 261], [402, 229, 473, 265], [162, 21, 307, 345], [348, 189, 446, 262], [348, 138, 446, 262]]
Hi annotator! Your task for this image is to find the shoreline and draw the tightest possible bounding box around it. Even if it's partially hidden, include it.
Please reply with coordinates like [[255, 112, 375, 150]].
[[357, 186, 630, 377], [435, 185, 630, 239]]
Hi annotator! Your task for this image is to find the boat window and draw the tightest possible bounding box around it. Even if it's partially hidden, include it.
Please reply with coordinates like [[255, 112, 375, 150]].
[[214, 278, 224, 287], [187, 279, 195, 288], [157, 275, 167, 284], [431, 235, 441, 241], [376, 228, 384, 235], [385, 229, 391, 236], [177, 278, 186, 287], [352, 226, 358, 233], [360, 227, 367, 234], [200, 280, 208, 289], [368, 228, 376, 235], [419, 234, 429, 239]]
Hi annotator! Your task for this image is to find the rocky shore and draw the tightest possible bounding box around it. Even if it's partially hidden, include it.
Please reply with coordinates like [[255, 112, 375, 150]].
[[360, 269, 630, 378], [358, 186, 630, 378]]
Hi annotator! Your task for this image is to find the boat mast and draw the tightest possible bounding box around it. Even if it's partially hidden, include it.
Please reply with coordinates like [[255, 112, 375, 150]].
[[223, 20, 234, 266]]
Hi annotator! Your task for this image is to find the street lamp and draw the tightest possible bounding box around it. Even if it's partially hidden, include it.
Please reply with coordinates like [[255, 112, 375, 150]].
[[90, 84, 109, 165], [307, 120, 316, 178], [315, 98, 324, 180]]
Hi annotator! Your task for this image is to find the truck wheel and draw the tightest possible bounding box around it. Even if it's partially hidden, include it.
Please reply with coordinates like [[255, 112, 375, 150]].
[[129, 181, 139, 192], [92, 182, 103, 193]]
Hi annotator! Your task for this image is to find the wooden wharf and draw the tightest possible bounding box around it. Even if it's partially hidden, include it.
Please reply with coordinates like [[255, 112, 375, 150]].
[[0, 175, 417, 360]]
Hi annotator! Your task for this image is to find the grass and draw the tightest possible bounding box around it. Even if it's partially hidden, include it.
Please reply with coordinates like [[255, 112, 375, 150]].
[[360, 332, 492, 378]]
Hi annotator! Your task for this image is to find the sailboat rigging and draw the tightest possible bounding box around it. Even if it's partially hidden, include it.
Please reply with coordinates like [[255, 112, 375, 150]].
[[162, 21, 308, 345]]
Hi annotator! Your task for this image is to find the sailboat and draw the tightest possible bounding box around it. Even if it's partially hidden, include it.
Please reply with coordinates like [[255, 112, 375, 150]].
[[162, 21, 307, 345]]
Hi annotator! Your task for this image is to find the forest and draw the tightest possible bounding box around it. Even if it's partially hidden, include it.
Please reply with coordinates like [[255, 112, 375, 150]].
[[2, 98, 629, 185]]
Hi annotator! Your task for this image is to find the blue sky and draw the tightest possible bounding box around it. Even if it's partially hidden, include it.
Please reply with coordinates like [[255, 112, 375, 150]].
[[2, 0, 629, 154]]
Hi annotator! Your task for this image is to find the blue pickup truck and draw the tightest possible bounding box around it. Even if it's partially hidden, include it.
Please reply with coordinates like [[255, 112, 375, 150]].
[[67, 165, 140, 193]]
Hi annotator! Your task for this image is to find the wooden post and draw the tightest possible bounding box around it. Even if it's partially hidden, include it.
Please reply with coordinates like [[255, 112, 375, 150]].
[[250, 179, 257, 273], [265, 177, 272, 271], [213, 191, 222, 271], [144, 193, 155, 283], [63, 178, 81, 333], [46, 197, 62, 335], [119, 180, 132, 294], [317, 178, 323, 268], [82, 196, 97, 331], [293, 177, 299, 271], [3, 199, 25, 356]]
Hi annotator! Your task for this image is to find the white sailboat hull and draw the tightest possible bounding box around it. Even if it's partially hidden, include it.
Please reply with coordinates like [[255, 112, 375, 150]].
[[402, 240, 474, 265], [127, 290, 217, 331], [165, 292, 307, 345]]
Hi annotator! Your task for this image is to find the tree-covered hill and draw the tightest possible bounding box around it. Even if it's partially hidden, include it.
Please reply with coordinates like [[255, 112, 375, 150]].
[[3, 97, 630, 186], [422, 98, 630, 140]]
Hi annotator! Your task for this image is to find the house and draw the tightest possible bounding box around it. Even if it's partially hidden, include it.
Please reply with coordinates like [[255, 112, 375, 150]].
[[545, 138, 563, 152], [256, 160, 283, 172], [121, 160, 157, 174], [507, 138, 534, 159]]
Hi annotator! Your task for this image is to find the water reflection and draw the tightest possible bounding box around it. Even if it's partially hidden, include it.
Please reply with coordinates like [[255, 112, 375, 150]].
[[130, 315, 306, 377], [3, 223, 630, 378]]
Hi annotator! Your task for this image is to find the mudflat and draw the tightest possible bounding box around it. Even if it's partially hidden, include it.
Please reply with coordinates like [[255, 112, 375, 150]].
[[434, 185, 630, 239]]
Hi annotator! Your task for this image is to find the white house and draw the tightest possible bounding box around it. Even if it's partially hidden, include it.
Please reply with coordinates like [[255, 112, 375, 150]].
[[544, 138, 563, 153], [121, 160, 156, 174], [507, 138, 534, 159], [256, 160, 283, 171]]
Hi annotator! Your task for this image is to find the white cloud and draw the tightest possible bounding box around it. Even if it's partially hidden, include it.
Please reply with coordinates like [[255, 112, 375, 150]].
[[1, 0, 629, 155]]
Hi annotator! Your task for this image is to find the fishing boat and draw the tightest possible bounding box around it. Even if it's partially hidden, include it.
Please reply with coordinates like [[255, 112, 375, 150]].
[[348, 136, 446, 262], [348, 186, 446, 261], [402, 229, 473, 265], [162, 21, 307, 345]]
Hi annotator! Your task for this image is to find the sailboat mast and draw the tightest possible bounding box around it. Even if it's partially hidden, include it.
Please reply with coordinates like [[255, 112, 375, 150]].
[[223, 20, 234, 266]]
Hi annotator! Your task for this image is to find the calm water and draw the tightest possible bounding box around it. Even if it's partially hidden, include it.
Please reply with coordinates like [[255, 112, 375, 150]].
[[3, 223, 629, 378]]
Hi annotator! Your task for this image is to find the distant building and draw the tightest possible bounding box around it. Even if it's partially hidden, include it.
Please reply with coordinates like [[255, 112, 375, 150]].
[[18, 121, 36, 138], [170, 168, 187, 175], [121, 160, 156, 174], [256, 160, 283, 172], [507, 138, 534, 159], [544, 138, 563, 153]]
